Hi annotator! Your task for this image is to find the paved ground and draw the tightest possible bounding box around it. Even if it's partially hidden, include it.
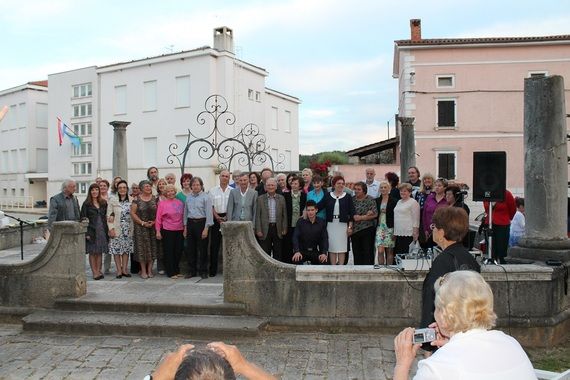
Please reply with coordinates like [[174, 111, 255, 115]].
[[0, 241, 417, 380], [0, 324, 407, 380]]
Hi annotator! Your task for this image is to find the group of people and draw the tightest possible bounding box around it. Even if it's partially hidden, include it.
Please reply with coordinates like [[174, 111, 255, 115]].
[[47, 168, 228, 280], [46, 163, 525, 279]]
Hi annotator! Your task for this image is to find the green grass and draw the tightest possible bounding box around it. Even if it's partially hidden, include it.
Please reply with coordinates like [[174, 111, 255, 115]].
[[526, 338, 570, 373]]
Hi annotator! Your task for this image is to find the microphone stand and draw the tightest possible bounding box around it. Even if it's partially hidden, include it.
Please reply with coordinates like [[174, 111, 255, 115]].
[[2, 212, 34, 260], [483, 202, 497, 265]]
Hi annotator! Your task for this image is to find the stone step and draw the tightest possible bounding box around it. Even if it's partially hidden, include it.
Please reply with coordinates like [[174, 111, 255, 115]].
[[54, 298, 247, 316], [23, 310, 268, 339]]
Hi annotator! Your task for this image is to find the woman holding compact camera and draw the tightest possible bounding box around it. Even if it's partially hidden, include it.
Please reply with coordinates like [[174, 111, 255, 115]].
[[393, 271, 536, 379]]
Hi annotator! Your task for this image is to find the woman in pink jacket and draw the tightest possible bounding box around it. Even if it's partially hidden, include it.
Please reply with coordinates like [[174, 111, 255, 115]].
[[155, 184, 185, 278]]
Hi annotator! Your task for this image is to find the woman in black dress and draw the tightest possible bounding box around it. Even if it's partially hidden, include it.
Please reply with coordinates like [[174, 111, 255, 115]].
[[80, 183, 109, 280]]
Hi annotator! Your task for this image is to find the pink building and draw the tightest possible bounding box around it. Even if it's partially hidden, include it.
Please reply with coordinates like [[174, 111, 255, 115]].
[[392, 19, 570, 196]]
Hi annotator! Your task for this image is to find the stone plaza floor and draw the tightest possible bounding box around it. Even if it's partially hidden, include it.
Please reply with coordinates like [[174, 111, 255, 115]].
[[0, 324, 407, 380], [0, 242, 412, 380]]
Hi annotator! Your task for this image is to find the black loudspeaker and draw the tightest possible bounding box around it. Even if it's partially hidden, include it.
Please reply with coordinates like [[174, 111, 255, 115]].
[[472, 151, 506, 202]]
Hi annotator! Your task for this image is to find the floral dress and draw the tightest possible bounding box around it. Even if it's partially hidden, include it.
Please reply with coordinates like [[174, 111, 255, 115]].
[[133, 196, 158, 262], [375, 202, 395, 248], [109, 200, 133, 255]]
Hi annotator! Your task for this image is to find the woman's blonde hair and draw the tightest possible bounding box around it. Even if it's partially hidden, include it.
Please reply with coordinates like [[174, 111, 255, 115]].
[[434, 271, 497, 333], [164, 184, 177, 194], [420, 173, 435, 193]]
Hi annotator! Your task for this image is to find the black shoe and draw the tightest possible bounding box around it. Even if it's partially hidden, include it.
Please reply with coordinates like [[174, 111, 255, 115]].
[[209, 273, 216, 277], [200, 273, 208, 279], [184, 273, 196, 279], [122, 273, 131, 278], [116, 274, 122, 279]]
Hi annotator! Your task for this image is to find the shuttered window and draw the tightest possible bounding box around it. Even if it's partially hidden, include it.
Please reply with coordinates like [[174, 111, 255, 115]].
[[437, 100, 455, 128], [438, 153, 456, 180]]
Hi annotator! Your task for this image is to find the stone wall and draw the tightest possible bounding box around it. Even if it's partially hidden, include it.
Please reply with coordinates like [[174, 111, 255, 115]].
[[222, 222, 570, 347], [0, 221, 86, 308], [0, 223, 46, 251]]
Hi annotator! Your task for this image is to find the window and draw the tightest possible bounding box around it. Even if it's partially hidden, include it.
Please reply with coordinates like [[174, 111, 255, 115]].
[[144, 80, 157, 112], [285, 150, 292, 171], [73, 162, 92, 175], [284, 110, 291, 133], [17, 103, 26, 128], [437, 152, 456, 180], [143, 137, 157, 167], [1, 151, 8, 172], [36, 149, 48, 172], [271, 148, 278, 164], [436, 75, 454, 88], [10, 150, 18, 172], [2, 189, 6, 196], [72, 142, 92, 156], [270, 106, 278, 130], [436, 99, 456, 129], [36, 102, 48, 128], [248, 89, 254, 101], [175, 76, 190, 108], [72, 83, 92, 98], [528, 71, 548, 78], [114, 85, 127, 115], [72, 123, 92, 137], [255, 91, 261, 102], [20, 188, 24, 196], [73, 103, 92, 118], [9, 105, 16, 129], [19, 149, 26, 172], [78, 181, 89, 195]]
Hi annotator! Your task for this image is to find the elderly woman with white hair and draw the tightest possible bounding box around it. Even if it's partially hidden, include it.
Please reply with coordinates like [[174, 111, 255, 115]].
[[393, 270, 536, 380]]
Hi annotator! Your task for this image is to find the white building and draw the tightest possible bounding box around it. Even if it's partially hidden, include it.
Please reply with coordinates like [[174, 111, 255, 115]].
[[47, 27, 300, 200], [0, 81, 49, 207]]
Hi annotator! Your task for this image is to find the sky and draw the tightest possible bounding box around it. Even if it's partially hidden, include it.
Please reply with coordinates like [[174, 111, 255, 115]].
[[1, 0, 569, 154]]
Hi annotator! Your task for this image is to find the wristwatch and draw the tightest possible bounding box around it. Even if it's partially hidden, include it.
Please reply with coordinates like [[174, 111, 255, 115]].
[[143, 375, 153, 380]]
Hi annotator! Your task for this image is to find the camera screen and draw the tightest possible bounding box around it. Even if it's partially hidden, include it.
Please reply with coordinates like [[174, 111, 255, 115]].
[[413, 333, 423, 340]]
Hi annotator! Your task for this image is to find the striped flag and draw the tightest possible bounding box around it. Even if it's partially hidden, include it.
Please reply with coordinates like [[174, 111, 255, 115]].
[[57, 117, 81, 147], [0, 105, 8, 122], [57, 117, 64, 146]]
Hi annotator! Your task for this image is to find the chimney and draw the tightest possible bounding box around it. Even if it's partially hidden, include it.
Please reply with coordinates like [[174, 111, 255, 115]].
[[410, 19, 421, 41], [213, 26, 235, 54]]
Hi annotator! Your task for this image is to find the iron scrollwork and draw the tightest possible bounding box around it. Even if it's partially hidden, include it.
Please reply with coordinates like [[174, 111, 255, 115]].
[[167, 95, 285, 175]]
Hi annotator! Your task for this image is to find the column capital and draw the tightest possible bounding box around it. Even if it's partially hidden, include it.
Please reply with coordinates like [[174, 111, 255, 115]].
[[109, 121, 131, 129], [397, 116, 415, 127]]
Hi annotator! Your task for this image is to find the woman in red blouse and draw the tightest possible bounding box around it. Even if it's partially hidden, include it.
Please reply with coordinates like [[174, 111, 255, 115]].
[[484, 190, 516, 264]]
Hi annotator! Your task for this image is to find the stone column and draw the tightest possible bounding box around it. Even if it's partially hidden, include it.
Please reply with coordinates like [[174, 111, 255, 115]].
[[510, 75, 570, 262], [109, 121, 131, 181], [398, 117, 415, 178]]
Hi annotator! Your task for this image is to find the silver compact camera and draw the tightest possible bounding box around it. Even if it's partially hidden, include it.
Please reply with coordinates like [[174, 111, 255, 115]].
[[412, 328, 437, 344]]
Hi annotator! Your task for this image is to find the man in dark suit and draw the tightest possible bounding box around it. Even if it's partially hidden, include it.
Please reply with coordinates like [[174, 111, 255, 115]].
[[255, 178, 288, 261], [227, 173, 258, 223], [47, 179, 81, 230], [283, 176, 307, 263]]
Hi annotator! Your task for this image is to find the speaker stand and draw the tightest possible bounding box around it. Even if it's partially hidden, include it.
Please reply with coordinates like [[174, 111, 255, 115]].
[[486, 202, 495, 263]]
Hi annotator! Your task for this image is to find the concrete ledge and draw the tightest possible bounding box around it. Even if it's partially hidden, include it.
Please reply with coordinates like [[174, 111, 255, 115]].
[[0, 223, 46, 250], [222, 222, 570, 347], [0, 221, 87, 308]]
